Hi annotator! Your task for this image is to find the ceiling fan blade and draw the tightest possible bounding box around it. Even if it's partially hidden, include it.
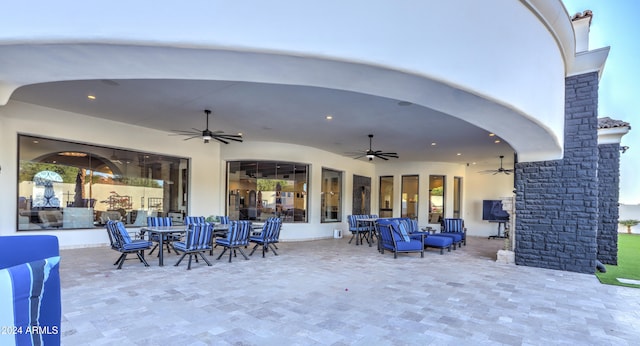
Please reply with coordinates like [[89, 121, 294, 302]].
[[376, 156, 389, 161], [170, 130, 200, 135], [215, 134, 243, 142], [214, 137, 229, 144], [183, 135, 202, 141]]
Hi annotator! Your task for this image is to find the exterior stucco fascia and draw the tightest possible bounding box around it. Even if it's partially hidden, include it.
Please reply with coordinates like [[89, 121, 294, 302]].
[[0, 1, 576, 162]]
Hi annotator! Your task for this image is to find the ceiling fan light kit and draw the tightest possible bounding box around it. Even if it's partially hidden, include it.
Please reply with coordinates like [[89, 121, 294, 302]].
[[479, 155, 514, 175], [171, 109, 243, 144], [353, 134, 399, 161]]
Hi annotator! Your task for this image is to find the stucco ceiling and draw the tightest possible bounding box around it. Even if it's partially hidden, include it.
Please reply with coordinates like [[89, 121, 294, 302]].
[[11, 78, 515, 166]]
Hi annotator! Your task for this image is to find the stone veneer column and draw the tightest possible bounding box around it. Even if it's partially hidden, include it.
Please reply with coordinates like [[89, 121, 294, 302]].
[[597, 143, 620, 265], [514, 71, 599, 274]]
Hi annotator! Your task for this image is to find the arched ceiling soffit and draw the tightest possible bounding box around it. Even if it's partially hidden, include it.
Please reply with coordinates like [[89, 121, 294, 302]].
[[2, 43, 561, 162]]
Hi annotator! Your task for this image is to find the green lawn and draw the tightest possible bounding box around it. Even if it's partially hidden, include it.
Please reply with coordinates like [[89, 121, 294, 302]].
[[596, 233, 640, 288]]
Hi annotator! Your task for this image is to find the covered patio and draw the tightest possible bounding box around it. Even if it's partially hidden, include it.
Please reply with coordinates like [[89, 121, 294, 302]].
[[60, 236, 639, 344]]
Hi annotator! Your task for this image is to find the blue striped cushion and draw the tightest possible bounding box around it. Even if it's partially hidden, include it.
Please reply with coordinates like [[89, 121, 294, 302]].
[[397, 222, 411, 242], [443, 218, 464, 233], [185, 216, 205, 225], [0, 256, 60, 345], [173, 242, 188, 252]]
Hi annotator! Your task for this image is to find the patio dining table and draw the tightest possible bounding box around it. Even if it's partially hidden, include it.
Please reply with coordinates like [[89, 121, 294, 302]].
[[357, 218, 378, 247], [140, 226, 186, 266]]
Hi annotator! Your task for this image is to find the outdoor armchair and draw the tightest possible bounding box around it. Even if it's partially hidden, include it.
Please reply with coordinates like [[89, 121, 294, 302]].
[[376, 219, 424, 258], [173, 222, 214, 270], [185, 216, 206, 226], [441, 218, 467, 247], [216, 221, 251, 262], [249, 217, 282, 257], [106, 220, 152, 269]]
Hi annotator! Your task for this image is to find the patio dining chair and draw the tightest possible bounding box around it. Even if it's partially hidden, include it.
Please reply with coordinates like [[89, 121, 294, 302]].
[[185, 216, 206, 226], [249, 217, 282, 257], [347, 215, 369, 245], [216, 220, 251, 262], [106, 220, 153, 269], [173, 222, 214, 270]]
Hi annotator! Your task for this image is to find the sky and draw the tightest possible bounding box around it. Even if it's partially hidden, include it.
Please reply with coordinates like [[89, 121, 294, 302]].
[[562, 0, 640, 204]]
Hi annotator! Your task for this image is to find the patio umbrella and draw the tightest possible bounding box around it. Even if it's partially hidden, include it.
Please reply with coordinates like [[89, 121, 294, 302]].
[[33, 170, 63, 207], [73, 170, 84, 207]]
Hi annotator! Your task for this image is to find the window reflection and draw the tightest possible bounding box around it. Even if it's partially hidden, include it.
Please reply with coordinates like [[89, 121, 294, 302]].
[[429, 175, 445, 223], [17, 135, 189, 230], [321, 168, 342, 223], [401, 175, 419, 219], [227, 161, 308, 222], [379, 176, 393, 218]]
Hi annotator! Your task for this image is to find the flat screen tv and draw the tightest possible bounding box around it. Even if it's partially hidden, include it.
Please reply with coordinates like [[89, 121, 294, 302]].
[[482, 200, 509, 221]]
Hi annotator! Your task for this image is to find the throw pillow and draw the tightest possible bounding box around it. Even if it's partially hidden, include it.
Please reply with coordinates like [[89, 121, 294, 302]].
[[397, 222, 411, 242], [0, 256, 60, 345]]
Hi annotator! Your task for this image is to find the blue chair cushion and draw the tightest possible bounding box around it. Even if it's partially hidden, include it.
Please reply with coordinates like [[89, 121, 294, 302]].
[[438, 232, 463, 243], [173, 242, 188, 252], [215, 239, 231, 246], [424, 235, 453, 248], [121, 241, 152, 251], [0, 256, 60, 345], [395, 240, 423, 251]]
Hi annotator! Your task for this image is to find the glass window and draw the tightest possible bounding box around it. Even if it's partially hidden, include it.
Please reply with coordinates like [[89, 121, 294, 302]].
[[227, 161, 308, 223], [401, 175, 419, 219], [429, 175, 445, 223], [321, 168, 342, 223], [17, 134, 189, 230], [379, 176, 393, 218], [453, 176, 462, 218]]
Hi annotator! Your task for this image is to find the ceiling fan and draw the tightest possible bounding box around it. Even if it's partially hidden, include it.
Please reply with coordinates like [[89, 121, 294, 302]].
[[352, 134, 399, 161], [479, 155, 514, 175], [170, 109, 243, 144]]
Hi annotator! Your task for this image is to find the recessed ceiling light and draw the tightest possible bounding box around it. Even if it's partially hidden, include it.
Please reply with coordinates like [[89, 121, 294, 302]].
[[456, 153, 462, 156], [489, 133, 496, 137], [87, 95, 96, 100], [431, 142, 437, 146], [325, 115, 333, 120], [397, 101, 412, 106], [238, 132, 243, 136], [494, 139, 501, 143]]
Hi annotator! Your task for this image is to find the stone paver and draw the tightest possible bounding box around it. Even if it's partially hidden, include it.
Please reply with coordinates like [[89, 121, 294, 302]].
[[60, 236, 640, 345]]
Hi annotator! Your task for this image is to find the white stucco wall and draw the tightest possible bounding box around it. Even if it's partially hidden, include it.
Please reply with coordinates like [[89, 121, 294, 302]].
[[0, 101, 223, 248], [1, 100, 515, 247], [464, 163, 516, 237]]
